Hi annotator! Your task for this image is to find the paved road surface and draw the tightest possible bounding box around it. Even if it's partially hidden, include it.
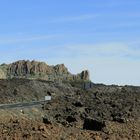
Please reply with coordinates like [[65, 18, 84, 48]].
[[0, 100, 48, 109]]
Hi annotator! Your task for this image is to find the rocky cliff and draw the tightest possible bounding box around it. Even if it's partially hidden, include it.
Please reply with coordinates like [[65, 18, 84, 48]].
[[0, 60, 90, 81]]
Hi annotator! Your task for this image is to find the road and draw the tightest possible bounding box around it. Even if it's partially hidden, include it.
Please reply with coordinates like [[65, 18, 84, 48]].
[[0, 100, 48, 109]]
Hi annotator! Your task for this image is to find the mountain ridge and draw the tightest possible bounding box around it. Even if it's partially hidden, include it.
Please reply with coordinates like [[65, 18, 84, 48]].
[[0, 60, 90, 82]]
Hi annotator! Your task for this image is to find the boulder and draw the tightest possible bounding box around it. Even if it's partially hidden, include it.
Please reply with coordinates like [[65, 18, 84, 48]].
[[83, 118, 105, 131]]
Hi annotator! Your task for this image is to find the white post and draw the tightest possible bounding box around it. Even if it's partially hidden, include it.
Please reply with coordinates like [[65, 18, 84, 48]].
[[45, 96, 51, 101]]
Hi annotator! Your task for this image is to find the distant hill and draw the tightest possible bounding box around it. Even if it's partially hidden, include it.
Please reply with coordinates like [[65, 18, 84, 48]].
[[0, 60, 90, 82]]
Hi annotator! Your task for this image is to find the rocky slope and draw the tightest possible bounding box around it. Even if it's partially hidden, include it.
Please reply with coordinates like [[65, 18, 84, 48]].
[[0, 60, 89, 81], [0, 60, 140, 139], [0, 79, 139, 139]]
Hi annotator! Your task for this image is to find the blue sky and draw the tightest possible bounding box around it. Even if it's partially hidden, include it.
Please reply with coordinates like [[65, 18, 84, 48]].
[[0, 0, 140, 85]]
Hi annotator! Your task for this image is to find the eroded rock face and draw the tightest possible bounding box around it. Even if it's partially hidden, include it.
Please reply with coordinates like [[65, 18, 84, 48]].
[[7, 60, 50, 77], [0, 60, 90, 81], [0, 69, 6, 79]]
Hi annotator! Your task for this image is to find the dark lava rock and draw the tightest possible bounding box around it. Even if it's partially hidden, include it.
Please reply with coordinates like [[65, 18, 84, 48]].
[[42, 115, 52, 124], [73, 101, 83, 107], [112, 116, 128, 123], [83, 118, 105, 131], [66, 116, 77, 123]]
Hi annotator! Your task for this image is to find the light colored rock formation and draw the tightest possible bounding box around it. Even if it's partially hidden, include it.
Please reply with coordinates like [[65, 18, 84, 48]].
[[0, 69, 6, 79], [0, 60, 90, 81]]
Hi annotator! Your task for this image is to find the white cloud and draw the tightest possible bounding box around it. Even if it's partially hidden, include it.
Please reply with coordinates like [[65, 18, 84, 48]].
[[50, 14, 97, 22], [65, 42, 140, 59], [0, 34, 57, 44]]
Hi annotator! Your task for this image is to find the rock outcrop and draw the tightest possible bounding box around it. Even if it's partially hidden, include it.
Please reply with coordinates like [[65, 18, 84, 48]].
[[0, 60, 90, 81], [0, 69, 6, 79]]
